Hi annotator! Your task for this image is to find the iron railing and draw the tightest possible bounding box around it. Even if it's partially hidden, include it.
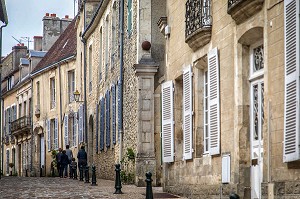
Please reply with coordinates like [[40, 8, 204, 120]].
[[185, 0, 212, 38], [11, 116, 31, 132]]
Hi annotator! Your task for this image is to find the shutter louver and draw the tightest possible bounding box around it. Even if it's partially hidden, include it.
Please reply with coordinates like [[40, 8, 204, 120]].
[[100, 98, 105, 150], [106, 91, 111, 147], [183, 66, 193, 160], [162, 81, 174, 163], [112, 84, 116, 144], [96, 104, 99, 153], [74, 112, 77, 147], [208, 47, 220, 155], [4, 110, 6, 136], [284, 0, 300, 162], [47, 119, 51, 151], [55, 118, 58, 149], [64, 115, 69, 146], [13, 105, 17, 120]]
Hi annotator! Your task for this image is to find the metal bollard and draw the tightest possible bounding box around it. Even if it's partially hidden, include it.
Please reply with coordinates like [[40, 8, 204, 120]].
[[73, 166, 78, 180], [91, 165, 97, 186], [114, 164, 123, 194], [79, 165, 84, 181], [40, 167, 42, 177], [229, 193, 240, 199], [25, 169, 28, 177], [85, 166, 90, 183], [145, 172, 153, 199]]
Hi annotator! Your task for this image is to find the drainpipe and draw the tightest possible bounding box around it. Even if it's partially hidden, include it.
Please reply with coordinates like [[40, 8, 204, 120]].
[[30, 79, 33, 174], [82, 0, 88, 156], [58, 63, 63, 148], [119, 0, 124, 164], [0, 21, 8, 179]]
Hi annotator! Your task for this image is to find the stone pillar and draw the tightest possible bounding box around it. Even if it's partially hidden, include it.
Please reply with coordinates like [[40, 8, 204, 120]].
[[134, 54, 158, 187]]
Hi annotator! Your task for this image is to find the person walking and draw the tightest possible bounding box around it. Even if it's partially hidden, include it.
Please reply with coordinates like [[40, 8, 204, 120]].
[[65, 145, 73, 177], [56, 148, 62, 176], [60, 150, 69, 178], [77, 146, 87, 170]]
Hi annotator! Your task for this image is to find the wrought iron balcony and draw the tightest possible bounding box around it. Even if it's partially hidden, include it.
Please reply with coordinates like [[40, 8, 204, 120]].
[[185, 0, 212, 50], [11, 116, 31, 135], [227, 0, 264, 25]]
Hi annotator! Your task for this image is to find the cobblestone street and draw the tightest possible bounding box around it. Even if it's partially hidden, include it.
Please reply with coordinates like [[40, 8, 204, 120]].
[[0, 176, 186, 199]]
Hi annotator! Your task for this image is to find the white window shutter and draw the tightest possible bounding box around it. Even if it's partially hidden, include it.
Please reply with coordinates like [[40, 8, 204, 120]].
[[222, 154, 230, 184], [47, 119, 51, 151], [183, 66, 193, 160], [64, 115, 69, 146], [284, 0, 300, 162], [55, 118, 58, 149], [162, 80, 174, 163], [208, 47, 220, 155]]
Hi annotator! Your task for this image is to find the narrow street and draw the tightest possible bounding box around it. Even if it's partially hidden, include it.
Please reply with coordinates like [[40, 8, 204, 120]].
[[0, 176, 185, 199]]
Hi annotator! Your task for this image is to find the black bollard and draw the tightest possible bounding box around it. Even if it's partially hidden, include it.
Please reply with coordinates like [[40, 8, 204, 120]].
[[91, 165, 97, 186], [79, 165, 84, 181], [145, 172, 153, 199], [25, 169, 28, 177], [73, 166, 78, 180], [114, 164, 123, 194], [229, 193, 240, 199], [85, 166, 90, 183], [40, 167, 42, 177]]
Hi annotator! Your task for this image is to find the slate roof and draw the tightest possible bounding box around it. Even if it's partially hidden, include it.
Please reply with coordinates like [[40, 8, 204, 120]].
[[29, 50, 47, 58], [20, 58, 29, 65], [32, 17, 77, 74]]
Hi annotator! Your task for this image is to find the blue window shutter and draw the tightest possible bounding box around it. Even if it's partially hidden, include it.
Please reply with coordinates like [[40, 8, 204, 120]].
[[100, 98, 105, 150], [112, 84, 116, 144], [64, 115, 69, 146], [55, 118, 58, 149], [118, 80, 121, 141], [47, 119, 51, 151], [96, 103, 99, 153], [74, 112, 77, 147], [106, 91, 111, 147]]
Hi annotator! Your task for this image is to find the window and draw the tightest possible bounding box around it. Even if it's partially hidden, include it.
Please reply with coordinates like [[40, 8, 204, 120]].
[[24, 101, 27, 116], [111, 2, 117, 67], [105, 17, 109, 77], [6, 149, 10, 174], [19, 103, 22, 118], [65, 113, 76, 147], [37, 81, 40, 108], [28, 98, 32, 116], [89, 45, 93, 92], [50, 77, 56, 108], [7, 76, 14, 90], [127, 0, 133, 35], [68, 70, 75, 103], [49, 118, 58, 150], [99, 28, 103, 82]]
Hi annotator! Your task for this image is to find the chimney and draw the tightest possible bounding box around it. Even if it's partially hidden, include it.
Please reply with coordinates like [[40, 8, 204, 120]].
[[45, 13, 49, 17], [65, 15, 69, 19], [33, 36, 43, 51], [12, 45, 27, 71]]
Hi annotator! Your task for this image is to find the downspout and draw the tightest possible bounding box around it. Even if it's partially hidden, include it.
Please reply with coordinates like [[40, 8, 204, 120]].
[[30, 79, 33, 174], [58, 64, 63, 148], [82, 0, 88, 154], [0, 22, 8, 178], [119, 0, 124, 164]]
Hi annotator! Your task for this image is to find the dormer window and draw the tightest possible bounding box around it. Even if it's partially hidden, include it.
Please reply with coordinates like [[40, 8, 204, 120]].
[[7, 76, 14, 90]]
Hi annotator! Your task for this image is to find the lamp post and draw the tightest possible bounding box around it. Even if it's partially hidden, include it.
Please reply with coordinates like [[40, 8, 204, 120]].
[[0, 0, 9, 179]]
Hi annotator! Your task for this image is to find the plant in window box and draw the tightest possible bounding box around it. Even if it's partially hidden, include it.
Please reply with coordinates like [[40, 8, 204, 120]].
[[126, 148, 135, 160]]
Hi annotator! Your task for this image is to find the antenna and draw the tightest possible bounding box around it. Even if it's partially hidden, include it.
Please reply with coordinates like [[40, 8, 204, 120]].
[[21, 37, 33, 50], [12, 36, 21, 44]]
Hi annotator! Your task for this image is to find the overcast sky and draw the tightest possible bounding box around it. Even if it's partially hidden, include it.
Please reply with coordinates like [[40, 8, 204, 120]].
[[2, 0, 77, 56]]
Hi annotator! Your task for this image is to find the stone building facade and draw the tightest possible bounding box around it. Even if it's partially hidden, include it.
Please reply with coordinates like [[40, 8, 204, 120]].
[[159, 0, 300, 198], [78, 0, 165, 186]]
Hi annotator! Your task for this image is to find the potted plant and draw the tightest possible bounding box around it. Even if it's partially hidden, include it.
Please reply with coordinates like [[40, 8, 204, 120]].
[[9, 163, 14, 176]]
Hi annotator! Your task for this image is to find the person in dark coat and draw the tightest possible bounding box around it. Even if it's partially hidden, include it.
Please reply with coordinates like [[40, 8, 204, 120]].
[[77, 146, 87, 170], [60, 150, 69, 178], [56, 148, 62, 175]]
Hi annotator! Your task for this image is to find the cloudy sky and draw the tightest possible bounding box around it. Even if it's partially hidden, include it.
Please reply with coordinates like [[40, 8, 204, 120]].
[[2, 0, 77, 56]]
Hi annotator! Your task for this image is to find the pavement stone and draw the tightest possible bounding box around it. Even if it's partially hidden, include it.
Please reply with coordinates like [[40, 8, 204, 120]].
[[0, 176, 187, 199]]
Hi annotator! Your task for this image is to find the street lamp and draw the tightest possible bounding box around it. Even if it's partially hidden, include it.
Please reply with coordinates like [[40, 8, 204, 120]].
[[73, 89, 84, 103]]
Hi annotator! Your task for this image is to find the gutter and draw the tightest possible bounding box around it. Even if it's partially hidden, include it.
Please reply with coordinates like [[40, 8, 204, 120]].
[[30, 55, 76, 77], [119, 0, 124, 164]]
